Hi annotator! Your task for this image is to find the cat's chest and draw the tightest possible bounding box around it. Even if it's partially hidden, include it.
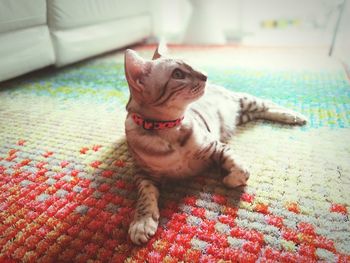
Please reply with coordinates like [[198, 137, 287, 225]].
[[128, 121, 211, 178]]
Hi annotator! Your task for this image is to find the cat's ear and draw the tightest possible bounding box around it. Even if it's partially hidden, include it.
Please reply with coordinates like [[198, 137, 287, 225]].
[[152, 47, 162, 60], [152, 39, 168, 60], [124, 49, 150, 93]]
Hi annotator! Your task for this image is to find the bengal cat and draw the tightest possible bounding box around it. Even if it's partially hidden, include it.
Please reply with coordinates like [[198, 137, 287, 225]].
[[124, 47, 307, 244]]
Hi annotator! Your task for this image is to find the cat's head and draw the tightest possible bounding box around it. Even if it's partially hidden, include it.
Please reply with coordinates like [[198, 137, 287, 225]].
[[124, 47, 207, 120]]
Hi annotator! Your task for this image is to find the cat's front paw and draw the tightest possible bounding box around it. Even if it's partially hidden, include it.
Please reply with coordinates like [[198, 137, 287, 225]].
[[129, 215, 159, 245], [223, 166, 250, 188]]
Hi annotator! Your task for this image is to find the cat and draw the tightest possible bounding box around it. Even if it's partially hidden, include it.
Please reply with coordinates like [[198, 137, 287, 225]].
[[124, 46, 307, 245]]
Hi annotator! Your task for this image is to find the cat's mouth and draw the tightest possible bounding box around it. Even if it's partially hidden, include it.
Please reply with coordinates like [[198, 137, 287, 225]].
[[190, 83, 204, 95], [185, 83, 205, 100]]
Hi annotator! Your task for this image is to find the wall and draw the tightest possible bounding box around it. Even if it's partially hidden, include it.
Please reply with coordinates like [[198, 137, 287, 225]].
[[333, 0, 350, 64], [151, 0, 343, 47]]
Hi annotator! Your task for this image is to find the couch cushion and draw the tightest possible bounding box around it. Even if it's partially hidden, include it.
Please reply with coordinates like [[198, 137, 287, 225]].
[[51, 14, 151, 67], [0, 0, 46, 34], [0, 26, 55, 82], [48, 0, 151, 30]]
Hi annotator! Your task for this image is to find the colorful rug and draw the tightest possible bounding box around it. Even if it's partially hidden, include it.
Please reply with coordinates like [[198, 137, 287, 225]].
[[0, 46, 350, 262]]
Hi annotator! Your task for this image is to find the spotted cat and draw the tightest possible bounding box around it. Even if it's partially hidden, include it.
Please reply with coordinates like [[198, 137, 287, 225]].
[[124, 47, 307, 244]]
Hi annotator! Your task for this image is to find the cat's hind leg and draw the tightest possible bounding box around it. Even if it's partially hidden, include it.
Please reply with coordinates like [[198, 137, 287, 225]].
[[236, 93, 307, 125], [128, 173, 160, 245]]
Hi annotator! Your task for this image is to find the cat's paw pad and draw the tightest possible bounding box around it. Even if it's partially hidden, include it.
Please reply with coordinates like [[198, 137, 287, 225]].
[[129, 215, 159, 245], [223, 167, 250, 188]]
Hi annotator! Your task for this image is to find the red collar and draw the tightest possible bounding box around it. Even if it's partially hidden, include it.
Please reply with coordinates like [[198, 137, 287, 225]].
[[131, 113, 184, 130]]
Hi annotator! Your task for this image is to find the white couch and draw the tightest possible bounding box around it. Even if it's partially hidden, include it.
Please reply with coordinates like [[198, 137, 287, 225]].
[[0, 0, 153, 82]]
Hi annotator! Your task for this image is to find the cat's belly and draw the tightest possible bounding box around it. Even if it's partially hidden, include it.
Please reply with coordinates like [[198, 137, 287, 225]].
[[131, 147, 209, 179]]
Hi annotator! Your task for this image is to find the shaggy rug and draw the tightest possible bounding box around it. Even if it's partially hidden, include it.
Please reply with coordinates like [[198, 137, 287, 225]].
[[0, 46, 349, 263]]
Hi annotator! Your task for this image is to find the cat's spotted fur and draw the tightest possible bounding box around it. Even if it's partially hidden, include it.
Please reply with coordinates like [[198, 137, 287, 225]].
[[124, 47, 307, 244]]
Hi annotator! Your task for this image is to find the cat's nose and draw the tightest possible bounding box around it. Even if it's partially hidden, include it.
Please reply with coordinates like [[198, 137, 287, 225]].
[[198, 73, 207, 82]]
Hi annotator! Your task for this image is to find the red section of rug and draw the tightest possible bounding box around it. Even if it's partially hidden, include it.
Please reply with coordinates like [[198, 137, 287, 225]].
[[1, 140, 349, 262]]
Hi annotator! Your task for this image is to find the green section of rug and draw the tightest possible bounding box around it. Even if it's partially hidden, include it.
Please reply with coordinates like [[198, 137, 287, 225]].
[[2, 50, 350, 128], [0, 47, 349, 262]]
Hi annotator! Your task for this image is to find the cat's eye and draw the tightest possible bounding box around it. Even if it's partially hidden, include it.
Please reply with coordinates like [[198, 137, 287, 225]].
[[172, 69, 185, 79]]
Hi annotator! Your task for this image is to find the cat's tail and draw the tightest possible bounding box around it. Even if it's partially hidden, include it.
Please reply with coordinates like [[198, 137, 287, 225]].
[[236, 93, 307, 125]]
